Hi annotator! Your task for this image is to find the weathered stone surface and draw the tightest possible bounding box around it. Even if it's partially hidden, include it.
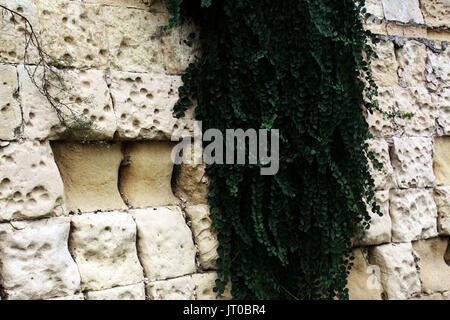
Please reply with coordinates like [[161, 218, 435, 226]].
[[365, 87, 395, 137], [363, 0, 386, 34], [51, 142, 127, 213], [381, 0, 424, 24], [436, 88, 450, 135], [173, 162, 209, 205], [132, 206, 196, 281], [110, 70, 193, 140], [192, 272, 232, 300], [36, 0, 109, 69], [386, 24, 427, 38], [347, 249, 383, 300], [371, 41, 399, 87], [0, 217, 81, 300], [367, 139, 395, 190], [420, 0, 450, 28], [391, 137, 435, 188], [413, 237, 450, 294], [434, 186, 450, 236], [147, 276, 195, 300], [426, 48, 450, 92], [409, 292, 447, 300], [0, 65, 21, 140], [370, 242, 421, 300], [390, 189, 438, 242], [82, 0, 152, 9], [70, 211, 144, 291], [48, 294, 84, 300], [396, 41, 427, 88], [0, 140, 65, 222], [119, 142, 178, 208], [18, 65, 116, 140], [434, 137, 450, 185], [85, 283, 145, 300]]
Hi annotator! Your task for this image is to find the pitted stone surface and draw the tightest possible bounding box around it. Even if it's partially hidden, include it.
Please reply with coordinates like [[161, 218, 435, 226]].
[[132, 206, 196, 281], [0, 140, 65, 222], [426, 48, 450, 92], [173, 161, 209, 205], [434, 186, 450, 236], [381, 0, 424, 24], [0, 217, 81, 300], [70, 211, 144, 291], [0, 65, 21, 140], [82, 0, 152, 9], [85, 283, 145, 300], [192, 272, 232, 300], [396, 41, 427, 88], [371, 41, 399, 87], [366, 87, 395, 137], [420, 0, 450, 28], [436, 88, 450, 135], [347, 249, 383, 300], [434, 137, 450, 185], [147, 276, 195, 300], [367, 139, 395, 190]]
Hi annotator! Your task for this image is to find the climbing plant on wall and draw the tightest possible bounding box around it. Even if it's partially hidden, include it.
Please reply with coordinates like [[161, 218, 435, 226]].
[[167, 0, 387, 299]]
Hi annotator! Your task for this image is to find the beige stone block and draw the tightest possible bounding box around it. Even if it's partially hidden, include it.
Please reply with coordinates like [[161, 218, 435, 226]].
[[18, 65, 116, 141], [173, 162, 209, 205], [413, 237, 450, 294], [36, 0, 109, 69], [391, 137, 435, 188], [434, 137, 450, 186], [51, 141, 127, 213], [434, 186, 450, 236], [147, 276, 195, 300], [119, 142, 178, 208], [132, 206, 196, 281], [185, 205, 218, 270], [381, 0, 424, 24], [420, 0, 450, 28], [0, 217, 81, 300], [371, 41, 399, 87], [370, 242, 421, 300], [82, 0, 152, 9], [365, 0, 384, 19], [0, 140, 65, 222], [70, 211, 144, 291], [192, 272, 232, 300], [0, 64, 22, 140], [409, 293, 446, 300], [367, 139, 395, 190], [426, 30, 450, 42], [386, 24, 427, 38], [426, 48, 449, 92], [436, 88, 449, 135], [347, 249, 383, 300], [365, 87, 395, 137], [85, 283, 145, 300], [48, 293, 84, 300], [396, 41, 427, 88], [390, 189, 438, 242]]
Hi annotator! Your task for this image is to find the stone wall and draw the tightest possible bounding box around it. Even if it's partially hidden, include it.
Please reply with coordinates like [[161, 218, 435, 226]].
[[0, 0, 448, 300]]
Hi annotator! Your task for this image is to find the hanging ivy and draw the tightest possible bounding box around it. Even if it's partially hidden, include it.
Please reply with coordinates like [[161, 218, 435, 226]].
[[167, 0, 386, 299]]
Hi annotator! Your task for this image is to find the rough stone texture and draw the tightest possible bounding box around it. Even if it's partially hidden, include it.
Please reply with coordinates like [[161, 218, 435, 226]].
[[396, 41, 427, 88], [363, 0, 385, 34], [0, 65, 21, 140], [391, 137, 435, 188], [370, 242, 421, 300], [0, 140, 65, 222], [434, 137, 450, 186], [381, 0, 424, 24], [48, 294, 84, 300], [434, 186, 450, 236], [85, 283, 146, 300], [110, 70, 194, 140], [390, 189, 438, 242], [0, 217, 81, 300], [371, 41, 399, 87], [365, 87, 395, 137], [192, 272, 233, 300], [51, 142, 127, 213], [413, 237, 450, 294], [119, 142, 178, 208], [347, 249, 383, 300], [426, 48, 449, 92], [420, 0, 450, 28], [132, 206, 196, 281], [82, 0, 152, 9], [436, 88, 450, 136], [409, 292, 448, 300], [147, 276, 195, 300], [18, 65, 116, 141], [367, 139, 395, 190], [70, 211, 144, 291]]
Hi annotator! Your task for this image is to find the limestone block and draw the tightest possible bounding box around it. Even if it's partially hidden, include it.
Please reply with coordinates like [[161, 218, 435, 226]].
[[0, 65, 22, 140], [110, 70, 193, 140], [367, 139, 394, 190], [386, 24, 427, 38], [185, 205, 218, 270], [0, 140, 65, 222], [434, 137, 450, 185], [436, 88, 450, 135], [0, 0, 40, 64], [147, 276, 195, 300], [35, 0, 109, 69], [85, 283, 146, 300], [396, 41, 427, 88], [347, 249, 383, 300], [48, 294, 84, 300], [390, 189, 438, 242], [192, 272, 232, 300], [51, 142, 127, 213], [0, 217, 81, 300], [82, 0, 152, 9], [70, 211, 144, 291], [18, 65, 116, 140], [420, 0, 450, 28], [381, 0, 424, 24], [413, 237, 450, 294], [132, 206, 196, 281], [371, 41, 398, 87], [173, 162, 209, 205], [426, 48, 450, 92], [434, 186, 450, 236], [119, 142, 178, 208], [391, 137, 434, 188], [369, 242, 421, 300], [363, 0, 386, 34], [365, 87, 395, 137]]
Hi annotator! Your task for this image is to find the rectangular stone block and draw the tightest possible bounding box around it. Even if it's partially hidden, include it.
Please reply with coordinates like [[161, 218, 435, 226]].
[[367, 139, 395, 190], [381, 0, 424, 24], [192, 272, 232, 300], [396, 41, 427, 88], [147, 276, 195, 300], [85, 283, 145, 300], [371, 41, 399, 87], [434, 137, 450, 186], [436, 88, 449, 136], [420, 0, 450, 28], [434, 186, 450, 236], [426, 48, 449, 92], [347, 249, 383, 300], [365, 87, 395, 137], [0, 64, 22, 140]]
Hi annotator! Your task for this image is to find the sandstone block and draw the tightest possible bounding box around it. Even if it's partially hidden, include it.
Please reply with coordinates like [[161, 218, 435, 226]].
[[396, 41, 427, 88], [367, 139, 394, 190], [132, 206, 196, 281], [51, 142, 127, 213], [0, 64, 22, 140], [426, 48, 449, 92], [391, 137, 434, 188], [434, 186, 450, 236], [119, 142, 178, 208], [390, 189, 438, 242], [365, 87, 395, 137], [173, 162, 209, 205], [0, 217, 81, 300], [70, 211, 144, 291], [381, 0, 424, 24], [192, 272, 232, 300], [147, 276, 195, 300], [434, 137, 450, 185], [370, 242, 421, 300], [371, 41, 398, 87], [85, 283, 145, 300], [420, 0, 450, 28], [0, 140, 65, 222], [436, 88, 450, 135], [386, 24, 427, 38], [347, 249, 383, 300], [363, 0, 386, 34]]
